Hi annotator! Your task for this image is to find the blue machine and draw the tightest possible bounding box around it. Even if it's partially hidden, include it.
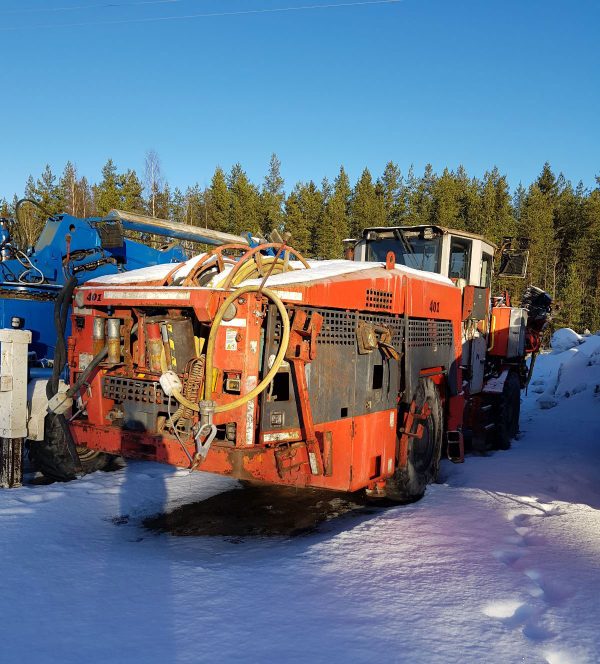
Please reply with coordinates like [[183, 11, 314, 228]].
[[0, 205, 247, 364], [0, 213, 187, 362]]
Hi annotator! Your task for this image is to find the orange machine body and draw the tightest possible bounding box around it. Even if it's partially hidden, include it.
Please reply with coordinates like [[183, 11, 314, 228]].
[[67, 261, 464, 493]]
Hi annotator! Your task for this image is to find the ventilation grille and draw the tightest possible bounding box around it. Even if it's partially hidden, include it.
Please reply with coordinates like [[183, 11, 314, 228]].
[[318, 310, 356, 346], [365, 288, 393, 310], [407, 319, 453, 348], [315, 309, 403, 347], [103, 377, 166, 405]]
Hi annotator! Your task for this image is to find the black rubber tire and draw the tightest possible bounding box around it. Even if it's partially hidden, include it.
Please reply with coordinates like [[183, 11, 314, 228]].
[[491, 371, 521, 451], [29, 414, 115, 482], [385, 378, 444, 502]]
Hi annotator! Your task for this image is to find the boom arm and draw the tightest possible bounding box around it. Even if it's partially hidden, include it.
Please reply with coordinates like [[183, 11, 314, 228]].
[[106, 210, 249, 247]]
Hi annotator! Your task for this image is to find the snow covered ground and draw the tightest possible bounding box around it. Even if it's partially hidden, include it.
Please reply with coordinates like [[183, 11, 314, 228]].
[[1, 334, 600, 664]]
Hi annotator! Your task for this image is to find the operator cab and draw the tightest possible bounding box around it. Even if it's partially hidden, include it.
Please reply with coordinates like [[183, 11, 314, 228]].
[[350, 225, 496, 288]]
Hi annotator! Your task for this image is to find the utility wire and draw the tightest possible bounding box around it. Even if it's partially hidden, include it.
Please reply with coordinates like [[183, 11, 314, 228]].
[[1, 0, 401, 31]]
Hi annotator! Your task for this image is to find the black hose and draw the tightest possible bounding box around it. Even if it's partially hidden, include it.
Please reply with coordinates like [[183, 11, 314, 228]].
[[15, 198, 54, 226], [47, 277, 82, 473], [66, 346, 108, 398], [47, 277, 77, 400]]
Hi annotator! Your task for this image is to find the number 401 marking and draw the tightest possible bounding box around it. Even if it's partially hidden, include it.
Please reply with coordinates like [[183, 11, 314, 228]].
[[429, 300, 440, 313]]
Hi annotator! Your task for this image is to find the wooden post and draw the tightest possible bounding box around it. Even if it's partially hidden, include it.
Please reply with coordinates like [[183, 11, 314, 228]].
[[0, 437, 23, 488]]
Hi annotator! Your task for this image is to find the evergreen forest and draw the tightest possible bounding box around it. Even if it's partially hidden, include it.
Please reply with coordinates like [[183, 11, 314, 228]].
[[2, 154, 599, 332]]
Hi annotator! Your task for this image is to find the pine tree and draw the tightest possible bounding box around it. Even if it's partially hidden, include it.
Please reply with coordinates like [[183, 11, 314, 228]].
[[121, 169, 145, 213], [184, 185, 207, 227], [283, 182, 324, 256], [455, 167, 480, 232], [228, 164, 261, 235], [349, 168, 386, 237], [518, 184, 557, 294], [581, 181, 600, 330], [170, 187, 187, 224], [431, 168, 461, 229], [380, 161, 405, 226], [315, 167, 351, 258], [153, 182, 171, 220], [405, 164, 435, 226], [206, 167, 231, 232], [260, 153, 285, 237], [537, 162, 559, 198], [512, 183, 526, 222], [94, 159, 122, 216], [556, 257, 585, 330], [58, 162, 78, 216]]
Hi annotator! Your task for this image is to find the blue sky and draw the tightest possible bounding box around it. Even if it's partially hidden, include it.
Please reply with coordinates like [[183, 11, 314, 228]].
[[1, 0, 598, 199]]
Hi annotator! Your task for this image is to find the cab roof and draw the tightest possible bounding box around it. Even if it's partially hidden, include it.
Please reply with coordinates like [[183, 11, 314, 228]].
[[360, 224, 497, 250]]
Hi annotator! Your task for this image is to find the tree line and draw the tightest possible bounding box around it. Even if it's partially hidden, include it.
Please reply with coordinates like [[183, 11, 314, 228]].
[[1, 153, 599, 332]]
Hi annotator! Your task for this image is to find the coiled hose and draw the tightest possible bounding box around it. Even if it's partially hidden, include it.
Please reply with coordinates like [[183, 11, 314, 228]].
[[169, 284, 290, 414]]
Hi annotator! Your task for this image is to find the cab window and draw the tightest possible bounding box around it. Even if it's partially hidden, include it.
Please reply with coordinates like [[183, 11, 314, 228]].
[[449, 238, 471, 281], [480, 252, 493, 288]]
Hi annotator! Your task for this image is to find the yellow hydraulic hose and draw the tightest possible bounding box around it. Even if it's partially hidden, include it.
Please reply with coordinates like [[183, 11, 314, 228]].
[[205, 284, 290, 413], [214, 256, 291, 288], [168, 284, 290, 414]]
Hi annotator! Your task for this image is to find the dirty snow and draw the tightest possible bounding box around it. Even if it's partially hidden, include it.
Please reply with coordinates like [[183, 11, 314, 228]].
[[1, 333, 600, 663]]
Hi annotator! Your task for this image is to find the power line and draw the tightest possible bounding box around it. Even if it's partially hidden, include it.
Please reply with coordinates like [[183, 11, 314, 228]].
[[1, 0, 401, 31]]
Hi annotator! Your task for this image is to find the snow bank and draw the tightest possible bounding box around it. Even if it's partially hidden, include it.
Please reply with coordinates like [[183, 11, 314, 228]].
[[535, 331, 600, 409], [550, 328, 583, 352], [2, 328, 600, 663]]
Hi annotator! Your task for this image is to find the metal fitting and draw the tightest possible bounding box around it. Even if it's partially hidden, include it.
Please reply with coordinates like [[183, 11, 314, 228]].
[[106, 318, 121, 364], [92, 317, 105, 355]]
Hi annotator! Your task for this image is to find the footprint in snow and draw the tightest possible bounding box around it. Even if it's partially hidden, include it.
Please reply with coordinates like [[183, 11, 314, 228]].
[[482, 600, 536, 628], [15, 491, 65, 504], [0, 506, 35, 515], [494, 548, 526, 566], [511, 513, 532, 528], [524, 570, 573, 606], [483, 598, 553, 642], [522, 621, 555, 642], [86, 487, 121, 495]]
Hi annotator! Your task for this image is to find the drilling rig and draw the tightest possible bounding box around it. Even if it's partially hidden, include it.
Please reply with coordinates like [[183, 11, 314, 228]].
[[57, 226, 550, 500]]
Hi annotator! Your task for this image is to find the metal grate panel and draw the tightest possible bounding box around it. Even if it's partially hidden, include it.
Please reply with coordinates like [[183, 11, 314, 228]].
[[365, 288, 393, 310], [318, 310, 356, 346], [103, 377, 166, 405], [312, 309, 403, 347], [407, 319, 453, 348]]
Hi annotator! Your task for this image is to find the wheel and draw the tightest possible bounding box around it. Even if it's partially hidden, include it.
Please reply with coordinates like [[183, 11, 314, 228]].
[[29, 414, 116, 482], [385, 378, 444, 502], [490, 371, 521, 450]]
